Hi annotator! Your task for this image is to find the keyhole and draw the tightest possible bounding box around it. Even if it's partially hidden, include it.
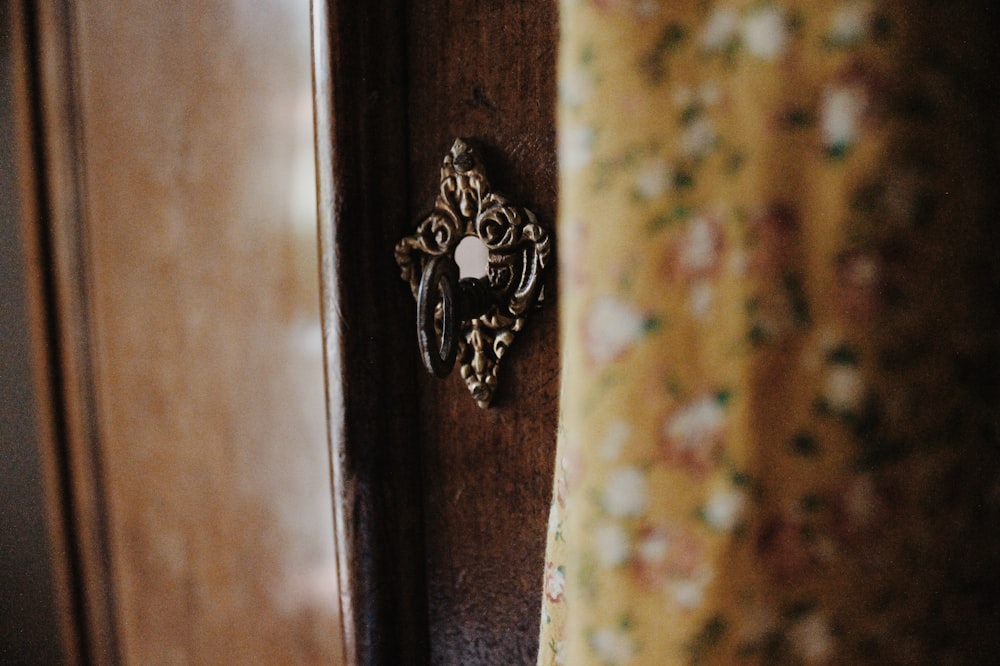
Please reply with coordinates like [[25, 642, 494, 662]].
[[455, 236, 489, 279]]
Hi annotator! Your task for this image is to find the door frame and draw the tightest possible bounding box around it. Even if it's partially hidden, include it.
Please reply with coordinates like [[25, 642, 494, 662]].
[[311, 1, 431, 663]]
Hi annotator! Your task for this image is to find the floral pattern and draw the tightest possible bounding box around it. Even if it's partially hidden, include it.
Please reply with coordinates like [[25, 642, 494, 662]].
[[540, 1, 1000, 664]]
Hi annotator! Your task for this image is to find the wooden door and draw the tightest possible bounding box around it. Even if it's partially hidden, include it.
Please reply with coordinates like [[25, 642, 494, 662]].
[[314, 1, 559, 664], [6, 0, 558, 662], [5, 0, 345, 662]]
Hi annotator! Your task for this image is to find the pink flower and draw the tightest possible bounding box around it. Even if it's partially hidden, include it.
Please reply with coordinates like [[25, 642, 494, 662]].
[[671, 214, 725, 282], [660, 213, 728, 321], [820, 63, 887, 156], [589, 0, 662, 17], [659, 393, 728, 474], [544, 562, 566, 603], [556, 475, 568, 509], [834, 474, 893, 544], [746, 203, 801, 278], [756, 512, 824, 583], [633, 524, 702, 581], [742, 5, 790, 61], [561, 218, 590, 288], [837, 237, 910, 322], [584, 296, 649, 366], [788, 613, 837, 664], [828, 1, 875, 46], [835, 248, 883, 319], [633, 524, 712, 609]]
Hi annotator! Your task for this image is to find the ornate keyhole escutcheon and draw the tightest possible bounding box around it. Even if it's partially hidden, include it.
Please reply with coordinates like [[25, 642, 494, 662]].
[[395, 138, 551, 408]]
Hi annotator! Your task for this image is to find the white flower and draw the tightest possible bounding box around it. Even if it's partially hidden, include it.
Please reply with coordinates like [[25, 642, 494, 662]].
[[829, 2, 873, 44], [883, 169, 921, 224], [702, 7, 740, 51], [548, 502, 561, 534], [632, 0, 662, 18], [788, 613, 836, 663], [672, 84, 695, 108], [737, 603, 780, 645], [843, 252, 879, 285], [843, 474, 878, 527], [802, 328, 842, 371], [553, 641, 567, 665], [636, 529, 670, 565], [742, 6, 789, 60], [674, 82, 723, 109], [665, 395, 726, 451], [603, 467, 648, 518], [680, 117, 718, 158], [634, 157, 673, 200], [689, 281, 714, 320], [545, 562, 566, 602], [560, 67, 594, 108], [561, 123, 595, 173], [590, 626, 636, 664], [821, 85, 867, 149], [679, 216, 721, 272], [599, 421, 632, 461], [671, 570, 713, 609], [812, 535, 839, 564], [699, 80, 723, 107], [824, 366, 865, 412], [703, 484, 747, 530], [585, 296, 647, 365], [593, 522, 631, 568]]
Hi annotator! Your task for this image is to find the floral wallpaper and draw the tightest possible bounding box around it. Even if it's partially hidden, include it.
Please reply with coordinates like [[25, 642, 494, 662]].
[[540, 1, 999, 664]]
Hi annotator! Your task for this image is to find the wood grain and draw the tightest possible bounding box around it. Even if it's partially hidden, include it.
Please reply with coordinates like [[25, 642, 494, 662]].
[[35, 1, 346, 662], [315, 1, 558, 662], [314, 0, 430, 663], [405, 3, 560, 664], [0, 2, 78, 661]]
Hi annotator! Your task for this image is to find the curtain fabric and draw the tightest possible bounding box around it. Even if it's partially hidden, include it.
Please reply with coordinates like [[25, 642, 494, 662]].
[[540, 1, 999, 664]]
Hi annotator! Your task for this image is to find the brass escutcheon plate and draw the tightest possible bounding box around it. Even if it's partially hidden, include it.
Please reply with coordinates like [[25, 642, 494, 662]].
[[395, 139, 551, 408]]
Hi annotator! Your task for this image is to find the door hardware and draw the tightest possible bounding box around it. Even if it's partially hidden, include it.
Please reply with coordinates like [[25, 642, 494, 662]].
[[395, 139, 551, 408]]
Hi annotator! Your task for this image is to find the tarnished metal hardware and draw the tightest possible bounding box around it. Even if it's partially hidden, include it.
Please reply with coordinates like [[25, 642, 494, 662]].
[[395, 138, 551, 408]]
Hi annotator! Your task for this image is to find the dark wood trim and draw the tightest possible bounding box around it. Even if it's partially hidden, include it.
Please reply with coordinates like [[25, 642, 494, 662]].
[[22, 1, 120, 662], [313, 1, 559, 662], [2, 2, 77, 662], [312, 1, 430, 663], [403, 3, 559, 663]]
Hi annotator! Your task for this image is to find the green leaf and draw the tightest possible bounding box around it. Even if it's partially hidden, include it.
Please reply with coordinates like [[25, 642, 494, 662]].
[[871, 13, 893, 42], [826, 344, 860, 366], [681, 104, 703, 125], [731, 471, 750, 487], [659, 23, 687, 49], [725, 151, 746, 174], [851, 181, 885, 214], [782, 108, 815, 128], [792, 433, 821, 457], [826, 142, 850, 160], [674, 171, 694, 188], [748, 324, 769, 347], [799, 493, 826, 513], [648, 205, 690, 231]]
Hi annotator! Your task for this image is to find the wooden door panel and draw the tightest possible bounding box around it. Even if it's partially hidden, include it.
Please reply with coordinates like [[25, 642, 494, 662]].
[[1, 3, 75, 659], [310, 0, 563, 661], [25, 1, 346, 662], [405, 5, 559, 663], [316, 1, 558, 663]]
